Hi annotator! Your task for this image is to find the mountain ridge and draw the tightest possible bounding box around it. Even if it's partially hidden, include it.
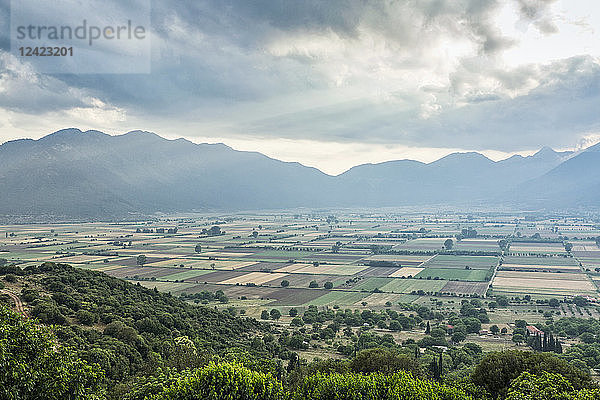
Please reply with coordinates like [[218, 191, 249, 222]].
[[0, 128, 597, 217]]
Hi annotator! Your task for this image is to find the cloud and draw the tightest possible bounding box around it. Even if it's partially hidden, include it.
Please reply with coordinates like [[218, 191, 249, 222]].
[[0, 53, 96, 113], [0, 0, 598, 166], [515, 0, 560, 34]]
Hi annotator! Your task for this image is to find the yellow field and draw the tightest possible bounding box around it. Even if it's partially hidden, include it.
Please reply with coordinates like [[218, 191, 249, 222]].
[[389, 267, 424, 277], [275, 263, 368, 275], [220, 272, 289, 285], [54, 255, 117, 263], [510, 244, 565, 253], [495, 271, 587, 281], [493, 271, 596, 292], [355, 292, 404, 306], [202, 251, 255, 257], [502, 263, 580, 271]]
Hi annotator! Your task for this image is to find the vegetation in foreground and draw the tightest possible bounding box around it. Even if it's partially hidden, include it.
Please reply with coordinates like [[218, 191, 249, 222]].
[[3, 262, 600, 399]]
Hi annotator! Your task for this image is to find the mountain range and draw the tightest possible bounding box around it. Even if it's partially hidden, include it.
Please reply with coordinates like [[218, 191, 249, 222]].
[[0, 128, 598, 218]]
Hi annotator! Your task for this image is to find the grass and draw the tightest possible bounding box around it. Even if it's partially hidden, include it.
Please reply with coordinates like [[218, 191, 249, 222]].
[[424, 255, 498, 269], [303, 291, 370, 306]]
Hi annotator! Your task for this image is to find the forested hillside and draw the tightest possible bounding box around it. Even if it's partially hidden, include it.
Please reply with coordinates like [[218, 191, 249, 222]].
[[3, 262, 600, 399]]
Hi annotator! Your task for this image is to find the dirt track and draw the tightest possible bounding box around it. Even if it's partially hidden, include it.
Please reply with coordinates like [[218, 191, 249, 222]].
[[1, 289, 27, 316]]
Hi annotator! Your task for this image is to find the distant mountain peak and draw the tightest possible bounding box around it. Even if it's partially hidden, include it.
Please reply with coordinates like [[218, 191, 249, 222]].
[[534, 146, 557, 157]]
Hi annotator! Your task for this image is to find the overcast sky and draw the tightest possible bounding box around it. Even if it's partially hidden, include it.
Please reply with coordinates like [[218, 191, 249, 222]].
[[1, 0, 600, 174]]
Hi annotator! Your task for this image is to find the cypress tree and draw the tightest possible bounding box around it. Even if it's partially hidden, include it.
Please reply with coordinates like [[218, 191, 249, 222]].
[[425, 321, 430, 334], [542, 333, 547, 352]]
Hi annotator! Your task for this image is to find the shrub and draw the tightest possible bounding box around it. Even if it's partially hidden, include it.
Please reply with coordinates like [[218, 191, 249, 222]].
[[0, 305, 104, 399], [154, 362, 284, 400], [471, 350, 592, 399], [293, 370, 470, 400], [350, 348, 421, 376]]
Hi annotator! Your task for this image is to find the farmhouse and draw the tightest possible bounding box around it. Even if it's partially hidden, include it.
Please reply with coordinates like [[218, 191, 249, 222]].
[[526, 325, 544, 337]]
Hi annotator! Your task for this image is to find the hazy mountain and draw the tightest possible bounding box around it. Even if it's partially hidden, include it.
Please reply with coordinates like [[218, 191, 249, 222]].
[[0, 129, 334, 217], [0, 128, 594, 217], [335, 147, 572, 206], [512, 143, 600, 207]]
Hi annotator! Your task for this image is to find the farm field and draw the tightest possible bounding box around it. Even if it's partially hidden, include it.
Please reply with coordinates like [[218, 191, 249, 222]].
[[492, 270, 597, 297], [1, 210, 599, 316]]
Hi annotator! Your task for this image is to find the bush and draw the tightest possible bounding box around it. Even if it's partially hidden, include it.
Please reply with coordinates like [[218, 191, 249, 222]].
[[350, 348, 421, 376], [154, 362, 284, 400], [506, 371, 574, 400], [76, 309, 97, 325], [0, 305, 104, 399], [471, 350, 592, 399], [293, 370, 470, 400], [31, 302, 67, 325]]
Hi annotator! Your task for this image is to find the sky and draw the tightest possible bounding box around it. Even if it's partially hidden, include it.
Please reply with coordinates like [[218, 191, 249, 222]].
[[1, 0, 600, 175]]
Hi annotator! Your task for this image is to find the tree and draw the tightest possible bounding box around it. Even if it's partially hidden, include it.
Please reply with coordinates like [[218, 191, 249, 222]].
[[281, 280, 290, 287], [261, 310, 269, 320], [425, 321, 431, 334], [331, 241, 342, 253], [269, 309, 281, 320], [512, 334, 525, 345], [309, 280, 319, 288], [565, 242, 573, 253], [154, 362, 283, 400], [497, 296, 509, 307], [573, 296, 588, 307], [0, 305, 105, 399], [515, 319, 527, 329], [452, 332, 466, 343], [350, 348, 421, 376], [137, 254, 147, 266], [506, 371, 575, 400], [289, 308, 298, 317], [549, 298, 560, 307], [194, 244, 202, 253], [490, 325, 500, 335], [471, 350, 592, 399], [444, 239, 454, 250], [324, 281, 333, 289]]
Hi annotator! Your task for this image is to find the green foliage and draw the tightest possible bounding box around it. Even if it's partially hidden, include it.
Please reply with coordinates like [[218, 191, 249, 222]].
[[152, 362, 284, 400], [350, 348, 422, 376], [471, 350, 592, 399], [293, 370, 471, 400], [0, 304, 105, 399], [506, 371, 574, 400], [11, 262, 268, 395]]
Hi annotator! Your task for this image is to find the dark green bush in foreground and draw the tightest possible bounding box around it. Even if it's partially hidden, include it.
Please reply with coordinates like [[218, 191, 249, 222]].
[[152, 362, 284, 400], [294, 370, 471, 400], [0, 305, 104, 400]]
